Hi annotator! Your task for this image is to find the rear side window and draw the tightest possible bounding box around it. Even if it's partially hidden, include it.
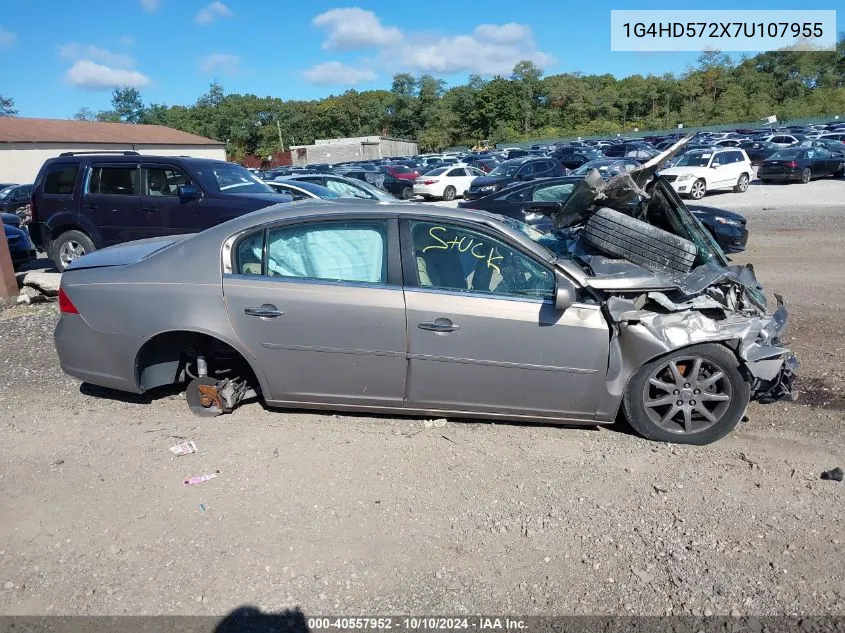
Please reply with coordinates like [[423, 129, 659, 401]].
[[43, 164, 79, 195], [237, 221, 388, 284], [88, 166, 139, 196]]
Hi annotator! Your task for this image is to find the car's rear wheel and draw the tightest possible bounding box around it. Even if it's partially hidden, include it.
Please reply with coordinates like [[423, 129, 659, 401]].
[[52, 229, 95, 272], [623, 344, 750, 445], [401, 186, 414, 200], [800, 167, 812, 184], [442, 186, 456, 201], [835, 164, 845, 178], [688, 179, 706, 199], [734, 173, 749, 193]]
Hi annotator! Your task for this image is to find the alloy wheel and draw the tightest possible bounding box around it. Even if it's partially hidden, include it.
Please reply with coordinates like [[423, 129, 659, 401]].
[[690, 180, 706, 199], [801, 168, 811, 184], [641, 356, 732, 435], [59, 240, 86, 267], [737, 174, 749, 192]]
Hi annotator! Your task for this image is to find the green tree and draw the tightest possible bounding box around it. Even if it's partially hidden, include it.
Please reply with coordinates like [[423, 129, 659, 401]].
[[0, 95, 17, 116], [511, 60, 544, 134], [109, 87, 145, 123], [72, 107, 97, 121]]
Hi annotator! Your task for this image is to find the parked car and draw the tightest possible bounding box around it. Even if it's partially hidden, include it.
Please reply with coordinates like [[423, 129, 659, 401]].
[[760, 134, 807, 147], [603, 142, 656, 158], [551, 147, 604, 170], [0, 184, 33, 214], [737, 140, 780, 164], [571, 158, 640, 178], [757, 147, 845, 183], [53, 143, 796, 445], [659, 148, 753, 199], [799, 138, 845, 157], [817, 132, 845, 143], [460, 175, 749, 254], [336, 169, 412, 200], [464, 157, 566, 200], [264, 180, 340, 200], [412, 166, 487, 201], [380, 165, 419, 181], [29, 152, 293, 271], [281, 173, 401, 202], [463, 157, 498, 173], [3, 221, 36, 270]]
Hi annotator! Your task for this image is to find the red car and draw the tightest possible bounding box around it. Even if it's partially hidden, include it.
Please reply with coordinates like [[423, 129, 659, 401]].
[[382, 165, 419, 181]]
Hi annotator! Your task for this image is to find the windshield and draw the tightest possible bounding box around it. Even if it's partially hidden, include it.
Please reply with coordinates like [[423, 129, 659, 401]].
[[287, 181, 339, 198], [498, 215, 548, 243], [197, 164, 273, 194], [769, 149, 804, 160], [675, 151, 712, 167], [488, 161, 522, 177], [572, 160, 634, 177], [424, 168, 448, 176], [344, 177, 397, 201]]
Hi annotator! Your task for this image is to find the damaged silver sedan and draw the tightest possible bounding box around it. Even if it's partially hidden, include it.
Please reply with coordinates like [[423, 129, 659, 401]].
[[54, 138, 796, 444]]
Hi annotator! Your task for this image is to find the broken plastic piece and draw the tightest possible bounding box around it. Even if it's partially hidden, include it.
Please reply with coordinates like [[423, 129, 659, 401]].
[[184, 473, 217, 486], [169, 441, 197, 456]]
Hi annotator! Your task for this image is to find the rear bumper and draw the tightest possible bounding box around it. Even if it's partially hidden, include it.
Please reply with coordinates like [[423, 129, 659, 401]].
[[54, 314, 143, 394], [758, 170, 801, 181]]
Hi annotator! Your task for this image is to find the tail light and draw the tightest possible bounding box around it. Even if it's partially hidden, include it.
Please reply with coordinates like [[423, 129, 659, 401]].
[[422, 179, 439, 185], [787, 161, 799, 168], [58, 287, 79, 314]]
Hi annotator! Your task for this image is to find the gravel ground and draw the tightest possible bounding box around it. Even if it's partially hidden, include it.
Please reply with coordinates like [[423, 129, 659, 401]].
[[1, 179, 843, 618]]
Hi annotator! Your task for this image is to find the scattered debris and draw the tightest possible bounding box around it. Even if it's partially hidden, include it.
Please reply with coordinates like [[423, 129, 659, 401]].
[[51, 459, 64, 466], [820, 467, 843, 482], [423, 420, 434, 429], [653, 484, 669, 494], [16, 286, 52, 305], [199, 504, 206, 512], [184, 473, 218, 486], [432, 418, 448, 428], [739, 453, 759, 469], [169, 441, 198, 456], [20, 271, 60, 297], [441, 435, 457, 444]]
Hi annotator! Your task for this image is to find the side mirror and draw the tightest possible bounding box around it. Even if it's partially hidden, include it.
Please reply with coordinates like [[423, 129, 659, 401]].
[[178, 184, 200, 202], [554, 274, 577, 312]]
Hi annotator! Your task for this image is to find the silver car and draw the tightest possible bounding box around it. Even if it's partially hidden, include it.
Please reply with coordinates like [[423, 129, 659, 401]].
[[54, 140, 797, 444]]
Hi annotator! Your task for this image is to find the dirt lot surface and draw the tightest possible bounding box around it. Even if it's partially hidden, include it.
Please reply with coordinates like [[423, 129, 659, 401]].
[[1, 179, 844, 618]]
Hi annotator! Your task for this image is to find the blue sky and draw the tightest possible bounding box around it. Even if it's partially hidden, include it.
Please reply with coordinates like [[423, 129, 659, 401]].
[[0, 0, 841, 119]]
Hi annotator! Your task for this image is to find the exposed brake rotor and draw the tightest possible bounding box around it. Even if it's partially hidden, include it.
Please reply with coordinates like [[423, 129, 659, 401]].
[[186, 376, 225, 417]]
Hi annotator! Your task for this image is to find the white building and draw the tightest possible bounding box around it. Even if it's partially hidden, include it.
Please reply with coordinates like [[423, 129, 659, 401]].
[[0, 117, 227, 184], [290, 136, 418, 166]]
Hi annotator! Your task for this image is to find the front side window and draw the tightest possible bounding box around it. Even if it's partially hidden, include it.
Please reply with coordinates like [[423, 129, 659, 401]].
[[532, 183, 574, 202], [43, 164, 79, 195], [88, 166, 138, 195], [237, 221, 387, 284], [195, 163, 272, 194], [410, 221, 554, 300], [144, 167, 187, 196]]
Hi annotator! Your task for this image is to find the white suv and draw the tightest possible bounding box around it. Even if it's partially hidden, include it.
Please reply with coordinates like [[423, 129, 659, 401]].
[[659, 148, 753, 200]]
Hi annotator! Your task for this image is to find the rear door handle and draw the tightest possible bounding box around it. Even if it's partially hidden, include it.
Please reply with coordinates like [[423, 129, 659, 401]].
[[418, 318, 459, 333], [244, 304, 284, 318]]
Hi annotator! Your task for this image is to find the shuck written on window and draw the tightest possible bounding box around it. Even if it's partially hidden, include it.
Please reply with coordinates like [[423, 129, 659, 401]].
[[610, 10, 837, 52]]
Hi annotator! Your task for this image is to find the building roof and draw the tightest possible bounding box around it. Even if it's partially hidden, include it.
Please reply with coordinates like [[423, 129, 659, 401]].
[[0, 117, 224, 146]]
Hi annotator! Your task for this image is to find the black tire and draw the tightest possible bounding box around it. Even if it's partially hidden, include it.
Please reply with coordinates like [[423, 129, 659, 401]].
[[800, 168, 811, 184], [52, 229, 95, 272], [734, 173, 749, 193], [622, 343, 750, 445], [401, 186, 414, 200], [836, 164, 845, 178], [688, 178, 706, 200], [442, 186, 456, 201], [583, 207, 697, 274]]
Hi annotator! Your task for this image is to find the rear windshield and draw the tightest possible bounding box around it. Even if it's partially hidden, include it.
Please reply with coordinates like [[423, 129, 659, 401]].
[[195, 163, 273, 194], [769, 149, 804, 160]]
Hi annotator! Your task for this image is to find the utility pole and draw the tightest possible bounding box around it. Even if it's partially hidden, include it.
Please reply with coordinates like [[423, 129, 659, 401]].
[[276, 119, 284, 152], [0, 228, 18, 301]]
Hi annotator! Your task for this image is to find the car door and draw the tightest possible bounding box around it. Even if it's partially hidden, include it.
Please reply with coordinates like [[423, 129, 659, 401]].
[[84, 163, 141, 245], [723, 151, 744, 187], [446, 167, 473, 195], [401, 218, 609, 419], [222, 217, 407, 406], [813, 148, 834, 175], [139, 163, 195, 238]]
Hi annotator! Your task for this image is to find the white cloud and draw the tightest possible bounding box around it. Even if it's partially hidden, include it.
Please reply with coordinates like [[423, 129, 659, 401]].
[[200, 53, 241, 75], [384, 23, 554, 76], [195, 1, 233, 25], [312, 8, 402, 51], [0, 26, 16, 48], [302, 61, 376, 85], [64, 60, 151, 91], [140, 0, 159, 11], [59, 43, 135, 69]]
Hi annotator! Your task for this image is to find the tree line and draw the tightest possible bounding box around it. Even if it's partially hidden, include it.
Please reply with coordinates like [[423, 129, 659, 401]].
[[2, 39, 844, 159]]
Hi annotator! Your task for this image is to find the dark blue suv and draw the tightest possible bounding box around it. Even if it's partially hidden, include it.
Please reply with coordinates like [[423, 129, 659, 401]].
[[30, 152, 292, 271]]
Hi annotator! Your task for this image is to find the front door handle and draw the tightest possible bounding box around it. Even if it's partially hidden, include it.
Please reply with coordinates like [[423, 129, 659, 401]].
[[418, 318, 459, 333], [244, 304, 284, 318]]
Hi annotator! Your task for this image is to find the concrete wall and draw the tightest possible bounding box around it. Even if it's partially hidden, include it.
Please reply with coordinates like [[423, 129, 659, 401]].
[[0, 143, 227, 184], [290, 138, 418, 166]]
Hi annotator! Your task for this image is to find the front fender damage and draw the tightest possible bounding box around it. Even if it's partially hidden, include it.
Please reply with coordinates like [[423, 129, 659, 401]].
[[594, 275, 798, 422]]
